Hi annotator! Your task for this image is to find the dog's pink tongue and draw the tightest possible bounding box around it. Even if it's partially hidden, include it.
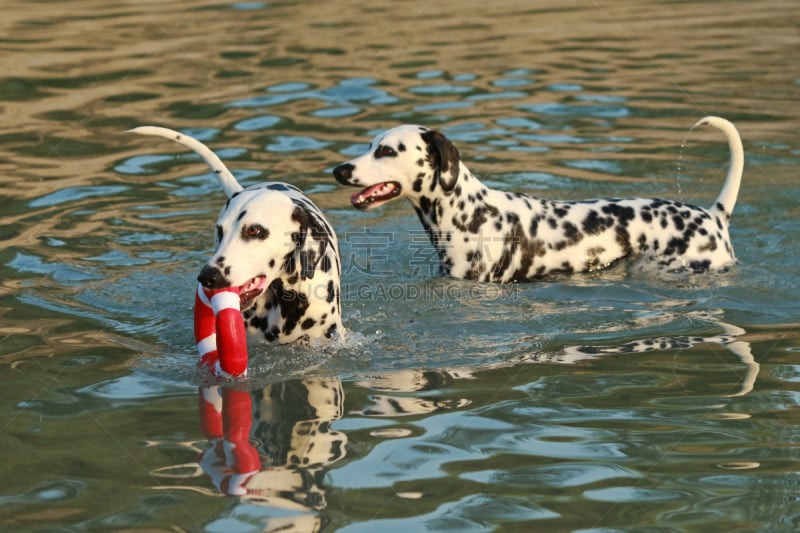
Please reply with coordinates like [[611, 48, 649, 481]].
[[350, 188, 371, 205], [351, 182, 399, 209], [240, 276, 267, 293]]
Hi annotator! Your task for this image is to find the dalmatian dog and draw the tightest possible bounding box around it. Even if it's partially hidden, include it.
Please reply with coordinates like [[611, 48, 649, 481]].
[[333, 116, 744, 282], [130, 127, 343, 343]]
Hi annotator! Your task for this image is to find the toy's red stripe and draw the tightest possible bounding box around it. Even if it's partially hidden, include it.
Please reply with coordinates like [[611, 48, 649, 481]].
[[194, 283, 249, 377]]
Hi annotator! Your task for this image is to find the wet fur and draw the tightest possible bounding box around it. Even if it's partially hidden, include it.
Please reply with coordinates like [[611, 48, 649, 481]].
[[130, 126, 343, 343]]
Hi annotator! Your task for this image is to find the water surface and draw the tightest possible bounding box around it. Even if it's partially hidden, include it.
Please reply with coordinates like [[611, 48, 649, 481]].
[[1, 0, 799, 530]]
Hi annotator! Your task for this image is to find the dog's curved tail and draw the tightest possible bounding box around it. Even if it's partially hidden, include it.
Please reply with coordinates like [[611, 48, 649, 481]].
[[128, 126, 244, 197], [693, 116, 744, 219]]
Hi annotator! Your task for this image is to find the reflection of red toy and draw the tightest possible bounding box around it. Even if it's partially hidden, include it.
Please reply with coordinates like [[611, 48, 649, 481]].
[[194, 282, 249, 377], [198, 386, 261, 495]]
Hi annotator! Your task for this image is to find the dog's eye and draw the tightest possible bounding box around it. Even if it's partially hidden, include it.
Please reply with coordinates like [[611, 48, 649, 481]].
[[374, 145, 398, 159], [242, 224, 269, 240]]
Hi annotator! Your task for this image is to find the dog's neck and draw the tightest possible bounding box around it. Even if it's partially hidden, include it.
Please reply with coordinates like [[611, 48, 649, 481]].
[[410, 161, 498, 261], [256, 265, 340, 341]]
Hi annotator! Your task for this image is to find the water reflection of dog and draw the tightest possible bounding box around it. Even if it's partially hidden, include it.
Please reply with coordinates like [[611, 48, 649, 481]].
[[522, 319, 759, 397], [350, 319, 758, 399], [197, 378, 346, 528], [354, 370, 472, 417]]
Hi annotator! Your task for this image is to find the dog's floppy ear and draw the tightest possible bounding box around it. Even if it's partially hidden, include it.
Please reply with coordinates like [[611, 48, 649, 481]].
[[422, 129, 460, 194], [285, 204, 330, 281]]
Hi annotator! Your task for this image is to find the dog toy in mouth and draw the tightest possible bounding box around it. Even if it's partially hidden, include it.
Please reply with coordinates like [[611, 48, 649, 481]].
[[194, 283, 248, 377]]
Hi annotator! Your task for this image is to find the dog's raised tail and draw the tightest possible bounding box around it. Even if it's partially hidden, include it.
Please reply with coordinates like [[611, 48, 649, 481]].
[[128, 126, 244, 197], [693, 116, 744, 218]]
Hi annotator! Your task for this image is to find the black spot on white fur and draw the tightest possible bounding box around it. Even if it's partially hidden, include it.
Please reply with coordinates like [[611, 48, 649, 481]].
[[211, 186, 343, 343], [130, 126, 345, 348], [333, 121, 742, 282]]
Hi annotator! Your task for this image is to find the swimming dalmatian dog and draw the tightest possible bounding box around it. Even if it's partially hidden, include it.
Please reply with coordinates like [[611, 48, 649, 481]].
[[130, 127, 343, 344], [333, 117, 744, 282]]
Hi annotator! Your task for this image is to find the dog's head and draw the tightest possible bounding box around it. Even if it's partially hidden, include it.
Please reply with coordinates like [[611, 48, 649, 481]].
[[198, 183, 335, 311], [333, 125, 461, 210]]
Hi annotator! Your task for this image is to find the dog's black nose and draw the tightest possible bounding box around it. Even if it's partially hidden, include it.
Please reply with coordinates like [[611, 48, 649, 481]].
[[333, 163, 354, 185], [197, 265, 227, 290]]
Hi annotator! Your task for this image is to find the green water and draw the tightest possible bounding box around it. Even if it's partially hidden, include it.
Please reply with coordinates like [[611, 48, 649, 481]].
[[1, 0, 799, 530]]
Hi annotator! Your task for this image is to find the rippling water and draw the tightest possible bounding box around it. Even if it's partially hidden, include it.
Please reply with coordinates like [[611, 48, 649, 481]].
[[2, 1, 799, 530]]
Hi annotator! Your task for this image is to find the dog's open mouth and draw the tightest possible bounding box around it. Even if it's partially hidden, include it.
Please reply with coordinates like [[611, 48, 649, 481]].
[[238, 275, 268, 310], [350, 182, 402, 210]]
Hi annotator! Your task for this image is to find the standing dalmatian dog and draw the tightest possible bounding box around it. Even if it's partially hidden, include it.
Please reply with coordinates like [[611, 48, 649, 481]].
[[131, 127, 343, 344], [333, 117, 744, 282]]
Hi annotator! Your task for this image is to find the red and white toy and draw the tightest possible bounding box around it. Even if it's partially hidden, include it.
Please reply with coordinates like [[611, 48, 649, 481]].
[[194, 283, 249, 377]]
